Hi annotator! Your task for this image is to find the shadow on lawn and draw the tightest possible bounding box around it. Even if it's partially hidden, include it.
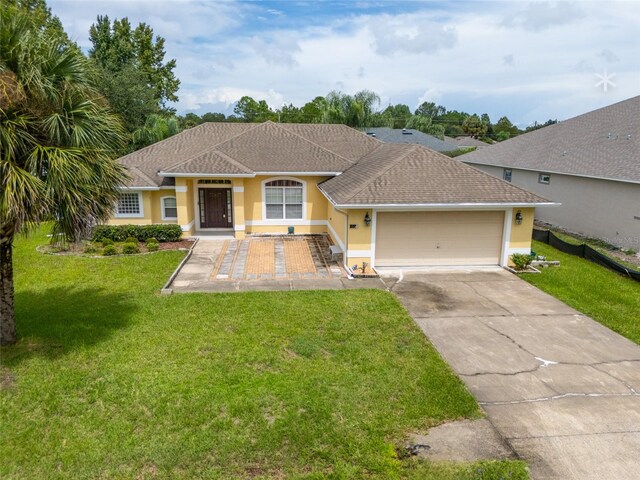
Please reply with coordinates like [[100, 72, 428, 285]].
[[2, 287, 137, 365]]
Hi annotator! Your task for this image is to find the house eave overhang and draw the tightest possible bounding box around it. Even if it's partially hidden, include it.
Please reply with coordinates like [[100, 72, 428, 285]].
[[330, 202, 560, 210], [253, 171, 342, 176], [461, 161, 640, 185], [157, 172, 256, 178], [119, 186, 160, 191]]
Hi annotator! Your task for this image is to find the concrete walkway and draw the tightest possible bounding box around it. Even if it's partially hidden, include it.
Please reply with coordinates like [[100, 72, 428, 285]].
[[384, 269, 640, 480]]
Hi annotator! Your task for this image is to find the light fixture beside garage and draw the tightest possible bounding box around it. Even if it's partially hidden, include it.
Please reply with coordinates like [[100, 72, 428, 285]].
[[515, 210, 523, 225], [364, 212, 371, 226]]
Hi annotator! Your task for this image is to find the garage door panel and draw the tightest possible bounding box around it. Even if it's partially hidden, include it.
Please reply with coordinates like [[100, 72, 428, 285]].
[[375, 211, 504, 266]]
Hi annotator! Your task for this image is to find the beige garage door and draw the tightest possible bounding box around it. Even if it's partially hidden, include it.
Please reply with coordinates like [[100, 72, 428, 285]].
[[375, 211, 505, 266]]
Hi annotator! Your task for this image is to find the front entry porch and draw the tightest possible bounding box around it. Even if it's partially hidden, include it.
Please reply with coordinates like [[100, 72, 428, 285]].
[[167, 235, 379, 293]]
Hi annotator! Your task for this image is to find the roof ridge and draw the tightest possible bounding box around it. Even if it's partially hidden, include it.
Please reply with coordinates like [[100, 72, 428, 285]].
[[276, 122, 360, 165], [210, 149, 254, 173], [160, 122, 262, 173], [340, 144, 420, 204]]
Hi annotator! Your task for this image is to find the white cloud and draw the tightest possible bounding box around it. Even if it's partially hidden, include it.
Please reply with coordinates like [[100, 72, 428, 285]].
[[368, 14, 458, 55], [502, 1, 586, 31], [181, 87, 284, 111], [48, 0, 640, 124]]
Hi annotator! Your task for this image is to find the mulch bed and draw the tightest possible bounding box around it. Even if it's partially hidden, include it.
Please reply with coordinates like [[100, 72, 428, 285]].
[[39, 239, 195, 256]]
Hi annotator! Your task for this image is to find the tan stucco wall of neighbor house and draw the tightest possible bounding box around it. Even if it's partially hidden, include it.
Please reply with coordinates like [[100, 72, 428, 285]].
[[243, 175, 330, 235], [345, 209, 373, 269], [509, 207, 535, 251], [469, 164, 640, 250]]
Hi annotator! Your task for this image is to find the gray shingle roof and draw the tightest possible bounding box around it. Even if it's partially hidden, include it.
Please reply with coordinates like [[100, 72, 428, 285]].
[[119, 120, 549, 206], [363, 128, 458, 152], [460, 96, 640, 183], [318, 144, 551, 206], [444, 136, 492, 148]]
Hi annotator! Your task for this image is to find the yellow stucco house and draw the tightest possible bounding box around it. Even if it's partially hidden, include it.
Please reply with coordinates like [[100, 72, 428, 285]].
[[112, 121, 553, 271]]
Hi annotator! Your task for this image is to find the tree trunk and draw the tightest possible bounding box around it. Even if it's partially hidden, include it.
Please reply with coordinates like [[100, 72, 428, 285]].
[[0, 240, 16, 345]]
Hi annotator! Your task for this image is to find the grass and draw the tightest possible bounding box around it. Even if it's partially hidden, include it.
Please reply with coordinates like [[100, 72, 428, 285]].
[[523, 240, 640, 344], [543, 229, 639, 271], [0, 227, 528, 479]]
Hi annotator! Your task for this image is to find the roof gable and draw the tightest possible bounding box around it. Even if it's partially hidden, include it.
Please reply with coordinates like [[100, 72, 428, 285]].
[[319, 144, 550, 206]]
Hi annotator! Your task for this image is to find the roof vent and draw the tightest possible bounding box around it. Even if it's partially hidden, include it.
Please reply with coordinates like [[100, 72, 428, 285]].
[[402, 129, 412, 135], [561, 151, 567, 156], [627, 134, 632, 140], [607, 133, 612, 139]]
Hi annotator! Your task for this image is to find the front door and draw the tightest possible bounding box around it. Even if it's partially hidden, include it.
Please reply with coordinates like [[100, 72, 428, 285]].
[[199, 188, 232, 228]]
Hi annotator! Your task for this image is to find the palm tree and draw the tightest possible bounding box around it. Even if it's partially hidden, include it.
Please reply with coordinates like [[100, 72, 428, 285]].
[[0, 7, 127, 345], [132, 113, 182, 148]]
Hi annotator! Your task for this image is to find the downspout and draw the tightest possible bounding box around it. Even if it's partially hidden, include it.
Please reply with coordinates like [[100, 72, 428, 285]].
[[335, 206, 352, 278]]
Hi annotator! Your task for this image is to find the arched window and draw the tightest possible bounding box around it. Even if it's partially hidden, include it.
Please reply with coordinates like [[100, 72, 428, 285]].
[[264, 179, 304, 219], [161, 196, 178, 220]]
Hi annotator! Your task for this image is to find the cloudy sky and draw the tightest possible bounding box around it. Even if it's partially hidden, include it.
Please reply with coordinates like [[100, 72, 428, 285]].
[[50, 0, 640, 127]]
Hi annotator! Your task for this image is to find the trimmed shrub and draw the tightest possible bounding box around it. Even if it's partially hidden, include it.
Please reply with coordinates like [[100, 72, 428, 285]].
[[92, 224, 182, 243], [124, 236, 138, 244], [511, 253, 533, 271], [101, 238, 114, 247], [146, 242, 159, 252], [83, 243, 101, 254], [103, 245, 118, 256], [146, 237, 159, 245], [122, 242, 140, 255]]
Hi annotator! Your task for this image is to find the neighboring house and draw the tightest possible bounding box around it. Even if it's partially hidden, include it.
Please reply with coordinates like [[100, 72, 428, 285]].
[[363, 127, 458, 153], [444, 136, 492, 148], [112, 121, 552, 270], [460, 96, 640, 250]]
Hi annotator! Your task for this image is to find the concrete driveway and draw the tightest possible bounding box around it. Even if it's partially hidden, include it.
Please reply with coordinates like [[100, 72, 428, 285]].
[[383, 269, 640, 480]]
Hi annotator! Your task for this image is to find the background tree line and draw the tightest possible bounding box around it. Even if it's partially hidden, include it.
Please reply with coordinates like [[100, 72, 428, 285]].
[[181, 92, 557, 143]]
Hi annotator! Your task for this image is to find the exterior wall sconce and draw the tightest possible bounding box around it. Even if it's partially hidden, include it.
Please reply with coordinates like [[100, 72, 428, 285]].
[[364, 212, 371, 226], [515, 210, 523, 225]]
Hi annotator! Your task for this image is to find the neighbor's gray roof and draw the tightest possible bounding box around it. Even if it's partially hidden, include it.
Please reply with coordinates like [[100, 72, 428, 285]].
[[363, 128, 458, 152], [318, 143, 551, 206], [444, 136, 492, 148], [461, 96, 640, 183]]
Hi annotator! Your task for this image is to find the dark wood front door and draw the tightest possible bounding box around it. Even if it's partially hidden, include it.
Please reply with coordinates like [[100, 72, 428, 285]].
[[199, 188, 232, 228]]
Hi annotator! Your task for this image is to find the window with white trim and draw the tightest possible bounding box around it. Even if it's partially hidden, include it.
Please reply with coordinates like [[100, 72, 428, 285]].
[[115, 192, 143, 217], [161, 196, 177, 220], [264, 179, 303, 219], [503, 168, 512, 182]]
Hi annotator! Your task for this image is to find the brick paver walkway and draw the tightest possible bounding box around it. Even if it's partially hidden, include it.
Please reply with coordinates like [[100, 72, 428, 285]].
[[208, 235, 343, 281], [246, 239, 275, 275], [284, 238, 316, 274]]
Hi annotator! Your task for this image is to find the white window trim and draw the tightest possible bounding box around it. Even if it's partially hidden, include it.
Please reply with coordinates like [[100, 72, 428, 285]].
[[160, 195, 178, 221], [115, 192, 144, 218], [538, 173, 551, 184], [261, 176, 307, 223]]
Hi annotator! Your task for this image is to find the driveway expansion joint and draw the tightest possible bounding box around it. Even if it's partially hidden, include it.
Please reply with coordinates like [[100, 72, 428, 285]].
[[479, 391, 640, 406]]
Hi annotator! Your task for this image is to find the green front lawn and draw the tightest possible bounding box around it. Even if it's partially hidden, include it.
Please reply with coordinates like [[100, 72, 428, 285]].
[[1, 229, 527, 479], [524, 241, 640, 344]]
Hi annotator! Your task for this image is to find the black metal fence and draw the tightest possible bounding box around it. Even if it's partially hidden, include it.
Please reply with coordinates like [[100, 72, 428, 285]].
[[533, 229, 640, 282]]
